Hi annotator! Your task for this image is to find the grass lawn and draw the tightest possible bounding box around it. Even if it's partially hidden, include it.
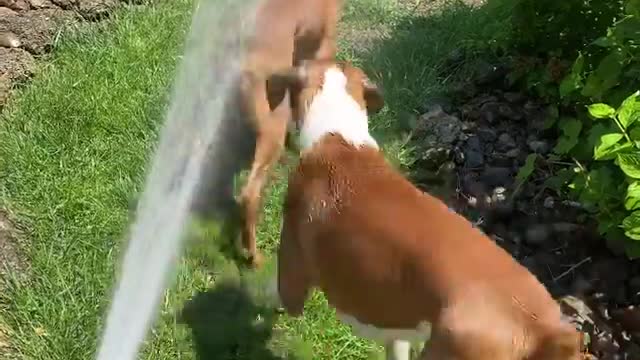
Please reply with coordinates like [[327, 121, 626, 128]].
[[0, 0, 511, 359]]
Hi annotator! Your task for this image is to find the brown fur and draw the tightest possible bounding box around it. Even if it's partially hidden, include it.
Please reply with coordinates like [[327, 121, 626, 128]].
[[276, 66, 583, 359], [231, 0, 343, 267]]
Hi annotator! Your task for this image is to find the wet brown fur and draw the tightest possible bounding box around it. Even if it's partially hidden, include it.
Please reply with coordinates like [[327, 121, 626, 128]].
[[276, 66, 583, 359], [232, 0, 343, 267]]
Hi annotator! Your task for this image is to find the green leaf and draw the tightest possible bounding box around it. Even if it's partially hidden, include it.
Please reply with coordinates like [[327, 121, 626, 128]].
[[544, 168, 575, 194], [618, 91, 640, 129], [592, 36, 614, 47], [516, 153, 537, 184], [560, 117, 582, 138], [581, 50, 625, 99], [587, 123, 615, 149], [613, 16, 640, 41], [542, 105, 559, 130], [627, 0, 640, 17], [594, 133, 624, 160], [625, 239, 640, 259], [618, 152, 640, 179], [626, 182, 640, 211], [623, 211, 640, 240], [630, 126, 640, 141], [553, 118, 583, 155], [559, 53, 584, 99], [543, 116, 557, 130], [588, 103, 616, 119], [554, 136, 578, 155]]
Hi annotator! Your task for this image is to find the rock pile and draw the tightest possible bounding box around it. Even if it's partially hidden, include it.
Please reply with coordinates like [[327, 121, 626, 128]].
[[409, 59, 640, 359]]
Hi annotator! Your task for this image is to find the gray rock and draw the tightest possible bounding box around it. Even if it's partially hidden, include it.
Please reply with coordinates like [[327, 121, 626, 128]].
[[464, 149, 484, 168], [505, 148, 521, 158], [419, 147, 452, 169], [421, 95, 453, 114], [476, 127, 497, 142], [528, 139, 550, 154], [461, 121, 477, 133], [0, 7, 18, 16], [496, 132, 516, 151], [480, 101, 500, 124], [28, 0, 54, 8], [465, 135, 482, 151], [497, 103, 522, 121], [524, 224, 551, 245], [559, 295, 595, 328], [415, 105, 463, 145], [481, 167, 512, 187], [503, 92, 525, 104], [491, 187, 507, 204], [0, 31, 20, 48], [0, 0, 29, 11], [414, 105, 463, 168], [544, 196, 555, 209]]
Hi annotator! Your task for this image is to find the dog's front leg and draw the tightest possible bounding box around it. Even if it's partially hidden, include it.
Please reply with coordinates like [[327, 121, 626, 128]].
[[238, 72, 290, 268]]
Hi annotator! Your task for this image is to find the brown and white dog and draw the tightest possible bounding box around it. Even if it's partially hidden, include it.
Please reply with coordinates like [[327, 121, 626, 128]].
[[193, 0, 343, 268], [270, 60, 584, 360]]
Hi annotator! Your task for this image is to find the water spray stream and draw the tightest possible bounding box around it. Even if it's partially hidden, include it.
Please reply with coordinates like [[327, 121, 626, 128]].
[[95, 0, 260, 358]]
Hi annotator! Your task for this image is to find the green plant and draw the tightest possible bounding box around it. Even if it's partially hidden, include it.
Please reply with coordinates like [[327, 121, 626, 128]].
[[548, 94, 640, 257], [502, 0, 640, 257], [509, 0, 623, 58]]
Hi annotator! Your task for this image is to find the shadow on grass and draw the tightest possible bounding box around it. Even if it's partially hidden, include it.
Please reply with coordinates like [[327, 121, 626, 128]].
[[180, 218, 312, 360], [342, 0, 513, 148], [178, 279, 293, 360]]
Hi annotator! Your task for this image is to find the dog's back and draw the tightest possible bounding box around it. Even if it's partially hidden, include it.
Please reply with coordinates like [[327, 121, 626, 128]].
[[247, 0, 341, 74], [282, 135, 583, 359]]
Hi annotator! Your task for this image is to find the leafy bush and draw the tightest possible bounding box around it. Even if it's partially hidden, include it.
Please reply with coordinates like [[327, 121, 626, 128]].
[[504, 0, 640, 257], [510, 0, 623, 58]]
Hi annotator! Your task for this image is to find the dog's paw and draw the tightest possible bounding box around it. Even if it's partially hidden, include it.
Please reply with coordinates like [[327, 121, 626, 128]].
[[247, 251, 265, 269]]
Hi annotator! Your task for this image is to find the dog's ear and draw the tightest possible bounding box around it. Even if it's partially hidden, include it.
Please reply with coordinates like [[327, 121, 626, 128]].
[[362, 75, 384, 115], [269, 65, 308, 89]]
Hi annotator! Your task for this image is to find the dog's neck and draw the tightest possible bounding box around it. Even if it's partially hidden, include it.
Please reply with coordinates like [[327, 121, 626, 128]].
[[298, 67, 378, 151]]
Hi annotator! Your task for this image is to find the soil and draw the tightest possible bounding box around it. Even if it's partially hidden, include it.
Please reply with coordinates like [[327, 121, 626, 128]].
[[409, 57, 640, 359], [0, 210, 26, 284], [0, 0, 128, 111]]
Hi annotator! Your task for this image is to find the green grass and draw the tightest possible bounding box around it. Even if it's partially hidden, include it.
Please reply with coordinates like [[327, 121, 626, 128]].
[[0, 0, 511, 359]]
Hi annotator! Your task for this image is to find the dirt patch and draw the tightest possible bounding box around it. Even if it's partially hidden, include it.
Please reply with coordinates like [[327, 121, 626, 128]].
[[0, 8, 76, 54], [0, 322, 12, 359], [338, 25, 391, 54], [0, 210, 27, 285], [409, 56, 640, 359], [0, 210, 26, 358], [398, 0, 486, 14], [0, 0, 128, 111]]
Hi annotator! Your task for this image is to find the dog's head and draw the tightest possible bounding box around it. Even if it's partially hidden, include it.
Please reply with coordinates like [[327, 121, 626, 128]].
[[268, 60, 384, 129]]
